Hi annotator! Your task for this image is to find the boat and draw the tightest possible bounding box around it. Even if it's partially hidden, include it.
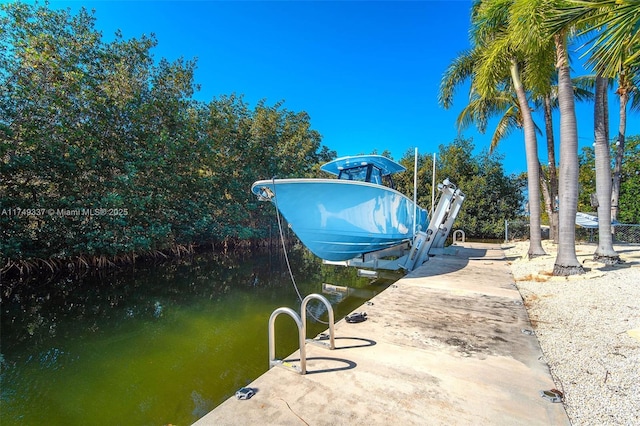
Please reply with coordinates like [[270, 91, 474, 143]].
[[251, 155, 429, 261]]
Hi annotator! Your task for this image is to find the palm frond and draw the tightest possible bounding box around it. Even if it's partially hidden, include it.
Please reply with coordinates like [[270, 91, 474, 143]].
[[439, 49, 478, 109], [571, 75, 598, 102], [545, 0, 599, 34], [490, 106, 523, 153], [630, 90, 640, 112], [471, 0, 512, 45], [551, 0, 640, 78], [585, 2, 640, 77], [475, 35, 513, 97], [629, 71, 640, 112], [455, 89, 523, 150]]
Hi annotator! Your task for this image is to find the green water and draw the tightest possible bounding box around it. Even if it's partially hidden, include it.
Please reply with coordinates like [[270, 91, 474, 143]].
[[0, 248, 401, 425]]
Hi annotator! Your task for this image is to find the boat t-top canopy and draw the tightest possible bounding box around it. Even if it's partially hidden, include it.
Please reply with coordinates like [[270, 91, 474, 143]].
[[320, 155, 406, 177]]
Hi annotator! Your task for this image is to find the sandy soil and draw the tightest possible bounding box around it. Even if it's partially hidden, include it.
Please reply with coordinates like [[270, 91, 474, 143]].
[[503, 240, 640, 426]]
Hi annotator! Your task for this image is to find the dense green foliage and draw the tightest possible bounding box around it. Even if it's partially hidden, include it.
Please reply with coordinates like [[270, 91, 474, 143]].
[[1, 3, 524, 270], [0, 3, 334, 264], [394, 137, 525, 239], [578, 135, 640, 224]]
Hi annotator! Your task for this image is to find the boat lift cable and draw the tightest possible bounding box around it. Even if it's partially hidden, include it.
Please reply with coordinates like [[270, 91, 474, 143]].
[[271, 178, 329, 325]]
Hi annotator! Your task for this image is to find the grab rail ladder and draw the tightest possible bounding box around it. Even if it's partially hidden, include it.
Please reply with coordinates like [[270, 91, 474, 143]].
[[268, 294, 335, 375]]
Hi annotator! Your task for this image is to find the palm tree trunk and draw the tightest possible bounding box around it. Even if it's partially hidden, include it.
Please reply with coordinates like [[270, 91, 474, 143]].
[[593, 75, 620, 263], [538, 162, 553, 241], [611, 85, 628, 222], [553, 34, 584, 276], [543, 96, 559, 243], [510, 60, 546, 258]]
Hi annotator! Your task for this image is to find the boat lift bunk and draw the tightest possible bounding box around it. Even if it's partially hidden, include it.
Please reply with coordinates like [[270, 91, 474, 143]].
[[323, 178, 465, 272]]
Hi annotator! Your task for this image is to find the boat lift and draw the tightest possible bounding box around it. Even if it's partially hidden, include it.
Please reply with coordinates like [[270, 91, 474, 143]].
[[324, 178, 465, 272], [401, 178, 465, 271]]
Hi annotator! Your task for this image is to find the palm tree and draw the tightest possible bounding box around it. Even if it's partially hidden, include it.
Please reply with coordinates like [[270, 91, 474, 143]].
[[551, 32, 585, 275], [534, 76, 596, 243], [513, 0, 585, 275], [593, 74, 620, 263], [551, 0, 640, 263], [440, 0, 549, 258], [455, 84, 563, 245], [459, 73, 596, 246], [612, 63, 640, 222], [538, 94, 560, 243], [585, 3, 639, 258]]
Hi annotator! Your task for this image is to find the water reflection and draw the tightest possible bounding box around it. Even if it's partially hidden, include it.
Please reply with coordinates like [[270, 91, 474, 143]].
[[0, 247, 401, 425]]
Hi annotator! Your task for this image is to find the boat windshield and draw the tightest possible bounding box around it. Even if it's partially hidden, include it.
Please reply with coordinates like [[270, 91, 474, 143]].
[[338, 164, 391, 187]]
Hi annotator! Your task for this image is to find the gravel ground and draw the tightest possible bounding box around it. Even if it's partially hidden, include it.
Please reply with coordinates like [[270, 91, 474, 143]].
[[503, 240, 640, 426]]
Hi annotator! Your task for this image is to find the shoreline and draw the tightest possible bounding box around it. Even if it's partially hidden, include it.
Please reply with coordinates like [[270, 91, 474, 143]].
[[503, 240, 640, 425]]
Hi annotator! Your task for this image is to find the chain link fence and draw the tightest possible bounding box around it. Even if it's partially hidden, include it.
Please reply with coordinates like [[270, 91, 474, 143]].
[[610, 224, 640, 243], [504, 220, 531, 242], [505, 220, 640, 244]]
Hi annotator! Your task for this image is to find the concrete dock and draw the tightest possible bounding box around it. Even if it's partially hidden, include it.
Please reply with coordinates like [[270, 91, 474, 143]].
[[194, 243, 569, 425]]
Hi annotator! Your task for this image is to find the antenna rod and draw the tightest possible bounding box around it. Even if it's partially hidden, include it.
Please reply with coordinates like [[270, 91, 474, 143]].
[[413, 147, 418, 236], [431, 153, 436, 216]]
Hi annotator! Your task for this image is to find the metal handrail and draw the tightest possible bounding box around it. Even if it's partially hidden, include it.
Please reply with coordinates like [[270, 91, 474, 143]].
[[268, 307, 306, 374], [268, 294, 336, 375], [301, 294, 335, 350], [453, 229, 466, 244]]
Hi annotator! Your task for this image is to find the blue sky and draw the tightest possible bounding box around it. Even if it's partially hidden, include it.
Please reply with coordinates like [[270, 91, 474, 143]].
[[16, 0, 640, 175]]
